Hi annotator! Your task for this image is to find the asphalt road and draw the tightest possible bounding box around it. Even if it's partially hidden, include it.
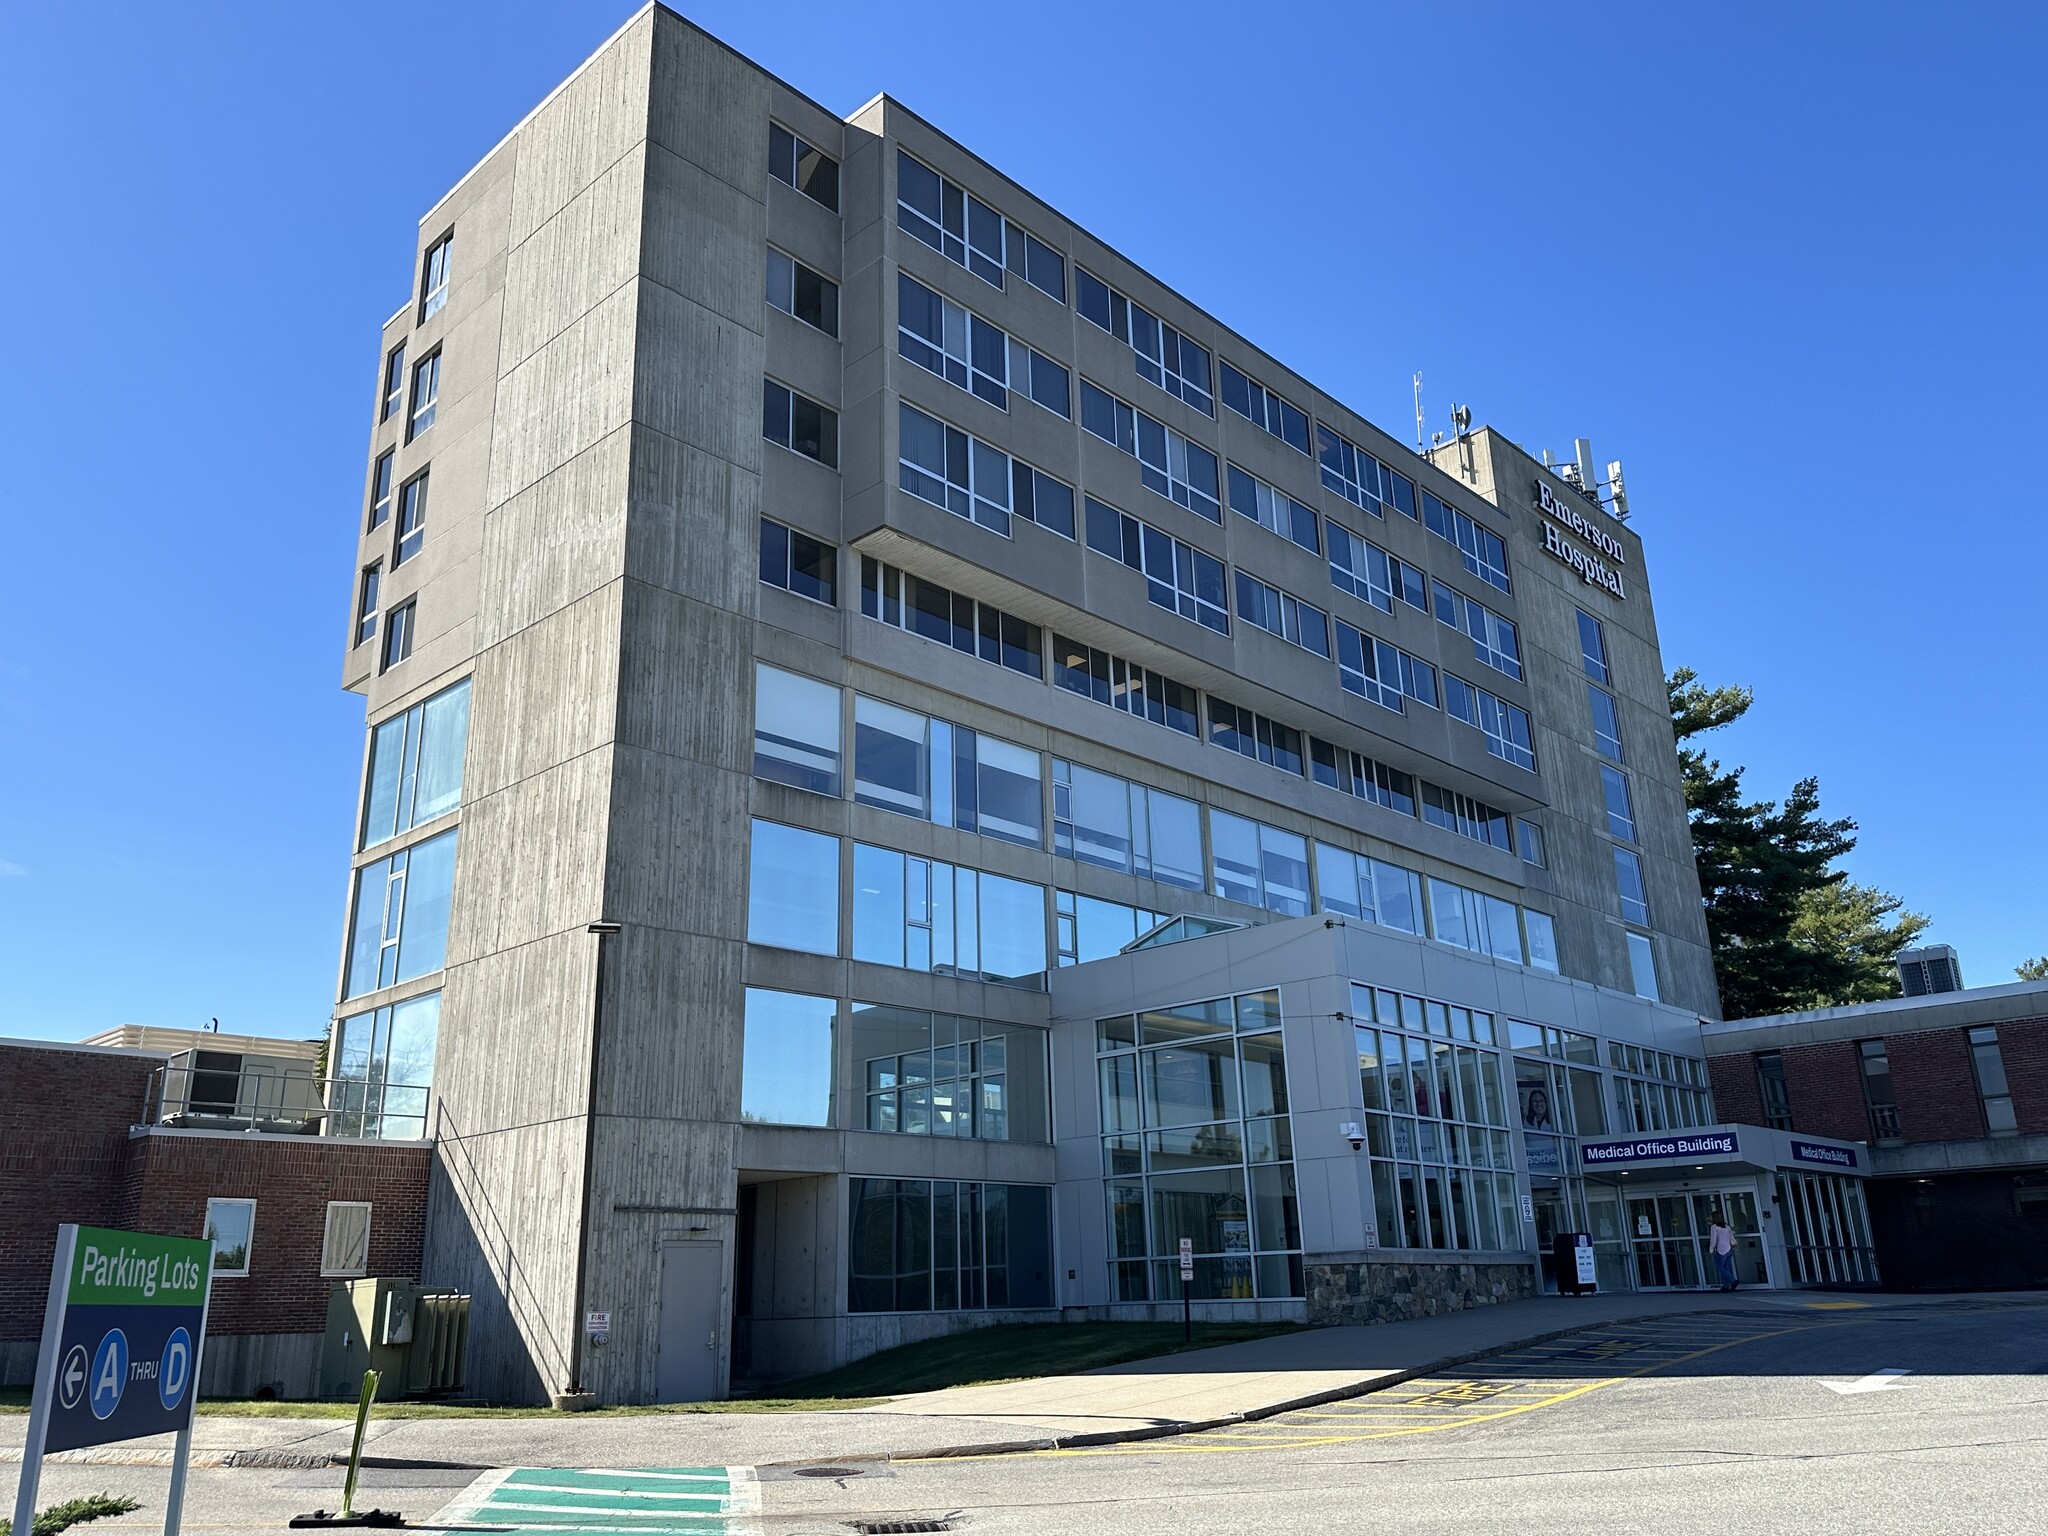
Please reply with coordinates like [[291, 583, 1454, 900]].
[[13, 1299, 2047, 1536]]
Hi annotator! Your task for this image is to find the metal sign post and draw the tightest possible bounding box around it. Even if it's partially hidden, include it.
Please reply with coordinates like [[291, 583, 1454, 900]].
[[1178, 1238, 1194, 1343], [13, 1225, 215, 1536]]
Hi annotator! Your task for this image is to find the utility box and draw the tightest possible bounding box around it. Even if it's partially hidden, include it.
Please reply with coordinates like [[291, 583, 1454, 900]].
[[320, 1278, 471, 1399]]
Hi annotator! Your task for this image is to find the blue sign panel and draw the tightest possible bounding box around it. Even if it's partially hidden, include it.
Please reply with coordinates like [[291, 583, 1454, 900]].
[[1788, 1138, 1860, 1171], [1579, 1130, 1740, 1168], [45, 1304, 205, 1453]]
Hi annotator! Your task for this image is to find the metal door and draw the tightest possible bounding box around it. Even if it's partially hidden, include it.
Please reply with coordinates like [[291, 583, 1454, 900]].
[[656, 1242, 724, 1403]]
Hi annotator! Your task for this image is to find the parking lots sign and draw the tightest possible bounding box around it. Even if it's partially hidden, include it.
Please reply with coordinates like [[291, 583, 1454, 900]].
[[15, 1225, 215, 1536]]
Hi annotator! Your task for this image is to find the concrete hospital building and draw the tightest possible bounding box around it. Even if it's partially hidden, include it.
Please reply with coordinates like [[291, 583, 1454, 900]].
[[315, 4, 1875, 1404]]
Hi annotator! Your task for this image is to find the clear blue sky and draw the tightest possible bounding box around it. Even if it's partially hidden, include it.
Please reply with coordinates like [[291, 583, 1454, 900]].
[[3, 2, 2042, 1043]]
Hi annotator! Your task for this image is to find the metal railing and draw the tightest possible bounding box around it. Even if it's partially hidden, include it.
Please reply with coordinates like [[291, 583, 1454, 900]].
[[143, 1054, 430, 1140]]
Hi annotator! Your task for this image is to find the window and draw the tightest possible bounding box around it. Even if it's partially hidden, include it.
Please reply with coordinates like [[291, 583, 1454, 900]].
[[1517, 819, 1547, 868], [1312, 844, 1424, 933], [860, 558, 1044, 678], [853, 698, 1043, 848], [1625, 931, 1660, 1001], [1317, 425, 1415, 517], [767, 247, 839, 335], [1524, 910, 1560, 972], [1326, 522, 1397, 612], [381, 343, 406, 422], [769, 123, 838, 210], [1080, 381, 1220, 522], [1207, 697, 1304, 776], [379, 599, 415, 672], [897, 149, 1005, 286], [1420, 784, 1512, 853], [1006, 225, 1067, 302], [1226, 465, 1318, 553], [898, 402, 1072, 538], [354, 565, 380, 648], [1756, 1051, 1793, 1129], [1970, 1027, 2018, 1135], [1422, 491, 1509, 593], [1219, 361, 1310, 454], [897, 273, 1069, 416], [1351, 986, 1518, 1256], [1235, 572, 1330, 657], [1427, 878, 1526, 964], [203, 1198, 256, 1277], [1309, 740, 1415, 817], [419, 234, 452, 321], [343, 827, 459, 997], [1613, 846, 1650, 924], [1600, 765, 1637, 841], [1056, 892, 1170, 967], [1432, 582, 1521, 680], [321, 1202, 373, 1277], [369, 452, 394, 530], [329, 992, 439, 1139], [1208, 811, 1310, 915], [849, 1178, 1052, 1311], [1052, 760, 1203, 888], [758, 517, 837, 605], [741, 988, 834, 1127], [852, 843, 1047, 988], [1052, 635, 1199, 736], [1577, 609, 1610, 683], [1444, 674, 1535, 770], [407, 351, 439, 441], [1096, 992, 1300, 1301], [753, 665, 842, 796], [1076, 268, 1212, 413], [763, 379, 838, 466], [747, 820, 839, 955], [1858, 1039, 1902, 1142], [361, 680, 470, 847], [1589, 685, 1624, 761], [1086, 496, 1227, 633], [852, 1004, 1049, 1141], [395, 471, 427, 564], [1335, 621, 1434, 715]]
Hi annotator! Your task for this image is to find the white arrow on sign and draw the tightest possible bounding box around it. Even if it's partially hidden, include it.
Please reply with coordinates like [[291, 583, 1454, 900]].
[[59, 1347, 87, 1410], [1822, 1368, 1912, 1395]]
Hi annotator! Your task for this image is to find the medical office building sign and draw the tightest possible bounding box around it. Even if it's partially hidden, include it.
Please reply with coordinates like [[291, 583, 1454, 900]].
[[1535, 480, 1628, 600]]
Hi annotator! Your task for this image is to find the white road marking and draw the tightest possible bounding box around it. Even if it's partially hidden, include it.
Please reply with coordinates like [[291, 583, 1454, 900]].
[[1822, 1368, 1912, 1395]]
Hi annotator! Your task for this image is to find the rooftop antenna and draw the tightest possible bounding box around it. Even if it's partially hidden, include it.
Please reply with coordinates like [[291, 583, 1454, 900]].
[[1574, 438, 1598, 497], [1605, 460, 1631, 521], [1451, 403, 1472, 438], [1412, 372, 1424, 452]]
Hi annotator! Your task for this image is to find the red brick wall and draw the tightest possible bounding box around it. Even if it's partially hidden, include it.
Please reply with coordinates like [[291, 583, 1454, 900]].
[[2001, 1018, 2048, 1135], [118, 1135, 431, 1335], [1707, 1055, 1765, 1124], [1779, 1040, 1869, 1143], [0, 1045, 158, 1340], [1887, 1028, 1988, 1143]]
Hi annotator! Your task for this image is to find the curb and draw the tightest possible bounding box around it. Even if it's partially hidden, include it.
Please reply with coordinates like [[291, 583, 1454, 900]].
[[869, 1300, 1788, 1462]]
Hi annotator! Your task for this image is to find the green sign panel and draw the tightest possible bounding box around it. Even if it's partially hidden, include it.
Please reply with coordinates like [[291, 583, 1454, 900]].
[[69, 1227, 213, 1308]]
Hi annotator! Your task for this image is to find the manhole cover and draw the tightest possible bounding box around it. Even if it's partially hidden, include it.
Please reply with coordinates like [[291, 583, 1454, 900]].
[[795, 1465, 869, 1478]]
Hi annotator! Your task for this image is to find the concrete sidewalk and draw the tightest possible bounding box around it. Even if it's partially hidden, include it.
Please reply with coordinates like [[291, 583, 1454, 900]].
[[5, 1288, 2000, 1474]]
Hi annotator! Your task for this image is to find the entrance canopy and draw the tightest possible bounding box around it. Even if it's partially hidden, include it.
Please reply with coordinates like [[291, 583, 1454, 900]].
[[1576, 1123, 1866, 1181]]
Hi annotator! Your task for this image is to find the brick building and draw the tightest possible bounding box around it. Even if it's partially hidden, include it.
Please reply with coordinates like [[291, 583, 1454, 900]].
[[0, 1039, 431, 1397], [1703, 978, 2048, 1290]]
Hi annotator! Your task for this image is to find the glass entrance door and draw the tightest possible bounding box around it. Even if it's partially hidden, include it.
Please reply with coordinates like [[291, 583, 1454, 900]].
[[1693, 1191, 1768, 1287]]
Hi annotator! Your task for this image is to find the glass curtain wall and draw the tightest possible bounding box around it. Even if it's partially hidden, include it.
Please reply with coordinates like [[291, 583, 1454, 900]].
[[847, 1179, 1053, 1312], [1098, 990, 1301, 1300], [330, 992, 440, 1139], [1352, 985, 1519, 1253], [850, 1003, 1050, 1142]]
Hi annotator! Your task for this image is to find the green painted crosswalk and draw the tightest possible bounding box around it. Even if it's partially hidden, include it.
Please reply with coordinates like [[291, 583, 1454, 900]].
[[430, 1466, 759, 1533]]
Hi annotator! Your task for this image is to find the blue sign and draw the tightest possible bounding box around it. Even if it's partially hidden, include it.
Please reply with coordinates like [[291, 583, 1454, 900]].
[[87, 1329, 128, 1421], [1579, 1131, 1740, 1168], [1788, 1138, 1860, 1171]]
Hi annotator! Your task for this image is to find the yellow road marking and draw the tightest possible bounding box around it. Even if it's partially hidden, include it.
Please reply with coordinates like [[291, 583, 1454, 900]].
[[977, 1321, 1821, 1460]]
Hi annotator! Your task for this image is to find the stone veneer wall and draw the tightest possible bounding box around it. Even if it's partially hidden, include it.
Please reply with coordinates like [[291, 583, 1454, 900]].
[[1305, 1253, 1537, 1325]]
